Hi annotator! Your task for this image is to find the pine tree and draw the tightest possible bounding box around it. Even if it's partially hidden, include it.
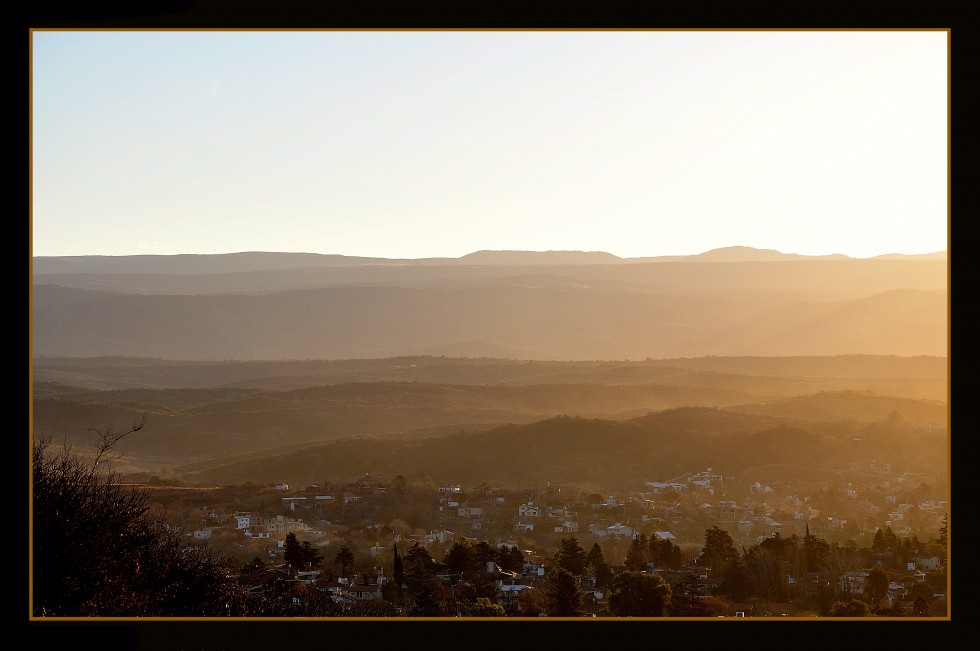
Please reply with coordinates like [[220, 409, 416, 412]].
[[283, 533, 304, 572], [554, 537, 588, 576], [624, 533, 649, 570], [542, 567, 586, 617], [335, 544, 355, 578], [393, 542, 404, 588]]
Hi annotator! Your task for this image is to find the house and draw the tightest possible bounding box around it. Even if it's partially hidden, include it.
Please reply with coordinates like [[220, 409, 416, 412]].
[[346, 581, 384, 600], [688, 468, 723, 488], [425, 530, 456, 545], [234, 512, 255, 530], [605, 523, 634, 539], [354, 474, 381, 490], [295, 569, 320, 586], [762, 516, 784, 533], [275, 483, 289, 491], [645, 481, 687, 493], [842, 570, 870, 595], [912, 556, 942, 570], [496, 583, 528, 610], [192, 528, 212, 540], [513, 522, 535, 532], [547, 505, 576, 519], [282, 496, 308, 510], [653, 531, 676, 542], [518, 503, 541, 518]]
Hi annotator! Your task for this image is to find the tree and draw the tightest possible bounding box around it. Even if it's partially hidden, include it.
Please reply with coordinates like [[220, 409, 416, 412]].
[[802, 524, 830, 576], [649, 535, 684, 569], [554, 537, 588, 576], [300, 541, 322, 570], [864, 566, 889, 610], [32, 423, 246, 616], [746, 546, 784, 602], [284, 533, 321, 572], [586, 543, 613, 589], [335, 545, 355, 578], [516, 586, 547, 617], [607, 571, 671, 617], [911, 596, 930, 617], [497, 544, 525, 574], [907, 580, 933, 607], [698, 526, 739, 577], [829, 599, 871, 617], [283, 533, 304, 571], [624, 533, 649, 571], [472, 540, 496, 567], [821, 543, 862, 601], [404, 541, 441, 592], [668, 572, 708, 617], [872, 528, 887, 553], [443, 538, 474, 575], [393, 542, 405, 588], [471, 597, 506, 617], [393, 474, 407, 495], [698, 526, 739, 566], [542, 567, 586, 617], [720, 552, 751, 601]]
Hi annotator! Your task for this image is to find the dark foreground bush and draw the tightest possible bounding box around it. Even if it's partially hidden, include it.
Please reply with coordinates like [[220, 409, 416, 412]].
[[32, 420, 248, 617]]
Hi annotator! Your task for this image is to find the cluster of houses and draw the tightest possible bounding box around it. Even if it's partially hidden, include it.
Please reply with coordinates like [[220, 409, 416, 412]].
[[175, 464, 946, 615], [231, 540, 945, 616], [187, 465, 946, 558]]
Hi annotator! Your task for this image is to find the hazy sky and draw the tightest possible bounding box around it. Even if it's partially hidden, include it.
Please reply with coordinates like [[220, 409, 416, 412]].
[[32, 30, 948, 259]]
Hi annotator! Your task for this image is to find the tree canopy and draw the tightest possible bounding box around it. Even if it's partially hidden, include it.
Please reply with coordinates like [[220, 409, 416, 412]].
[[32, 426, 244, 616], [608, 571, 671, 617]]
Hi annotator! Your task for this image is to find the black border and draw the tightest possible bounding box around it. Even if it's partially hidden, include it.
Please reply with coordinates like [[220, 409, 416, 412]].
[[27, 5, 962, 648]]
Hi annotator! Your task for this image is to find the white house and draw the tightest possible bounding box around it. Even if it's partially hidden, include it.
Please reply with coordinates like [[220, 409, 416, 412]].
[[282, 496, 308, 510], [605, 524, 634, 538], [688, 468, 723, 488], [519, 503, 541, 518], [645, 481, 688, 493], [912, 556, 942, 570]]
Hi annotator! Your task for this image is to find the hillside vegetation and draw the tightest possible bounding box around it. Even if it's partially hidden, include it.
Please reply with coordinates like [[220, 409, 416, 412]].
[[32, 355, 947, 485]]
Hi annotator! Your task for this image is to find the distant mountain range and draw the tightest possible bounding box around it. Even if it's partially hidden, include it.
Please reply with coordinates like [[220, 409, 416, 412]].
[[32, 246, 948, 361], [33, 246, 947, 275]]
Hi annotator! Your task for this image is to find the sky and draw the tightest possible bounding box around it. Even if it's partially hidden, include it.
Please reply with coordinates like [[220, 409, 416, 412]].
[[31, 30, 949, 260]]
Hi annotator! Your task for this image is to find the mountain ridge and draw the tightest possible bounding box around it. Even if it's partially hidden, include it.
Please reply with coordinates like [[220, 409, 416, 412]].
[[33, 246, 948, 275]]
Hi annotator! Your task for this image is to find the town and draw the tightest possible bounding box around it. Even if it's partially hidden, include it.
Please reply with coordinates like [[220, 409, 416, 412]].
[[145, 462, 948, 617]]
